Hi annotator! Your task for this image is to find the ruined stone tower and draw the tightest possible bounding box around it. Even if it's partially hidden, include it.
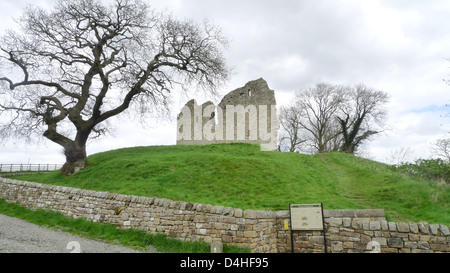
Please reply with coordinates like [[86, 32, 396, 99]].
[[176, 78, 279, 150]]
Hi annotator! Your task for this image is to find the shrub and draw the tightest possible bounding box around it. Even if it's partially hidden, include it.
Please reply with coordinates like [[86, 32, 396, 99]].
[[396, 158, 450, 184]]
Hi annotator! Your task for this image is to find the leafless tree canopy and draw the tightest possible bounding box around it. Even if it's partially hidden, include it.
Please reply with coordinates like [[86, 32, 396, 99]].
[[385, 146, 415, 166], [279, 82, 389, 154], [431, 136, 450, 161], [278, 105, 306, 152], [295, 83, 345, 153], [0, 0, 230, 174], [337, 84, 389, 154]]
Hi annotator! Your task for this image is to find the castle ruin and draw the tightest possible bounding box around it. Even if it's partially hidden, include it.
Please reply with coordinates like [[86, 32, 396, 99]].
[[176, 78, 279, 150]]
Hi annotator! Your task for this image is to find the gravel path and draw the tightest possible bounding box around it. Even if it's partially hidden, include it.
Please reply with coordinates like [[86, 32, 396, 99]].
[[0, 214, 157, 253]]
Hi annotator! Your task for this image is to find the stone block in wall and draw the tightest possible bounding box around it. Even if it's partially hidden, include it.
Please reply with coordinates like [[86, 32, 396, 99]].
[[351, 218, 368, 230], [244, 231, 258, 238], [440, 225, 449, 236], [397, 222, 410, 233], [409, 234, 420, 241], [418, 241, 430, 250], [430, 243, 448, 252], [330, 241, 343, 253], [343, 241, 353, 249], [213, 222, 228, 230], [420, 235, 430, 242], [404, 241, 417, 249], [221, 234, 233, 243], [360, 234, 372, 245], [327, 217, 342, 227], [383, 247, 399, 253], [329, 234, 348, 242], [388, 222, 397, 231], [387, 237, 403, 248], [430, 224, 439, 235], [342, 217, 351, 228], [411, 249, 433, 253], [373, 237, 387, 246], [311, 236, 324, 245], [418, 222, 430, 234], [380, 220, 388, 231], [340, 228, 356, 238], [179, 202, 188, 210], [328, 227, 339, 234], [234, 209, 243, 218], [197, 228, 207, 235], [409, 222, 419, 233], [223, 207, 233, 215], [369, 221, 381, 231]]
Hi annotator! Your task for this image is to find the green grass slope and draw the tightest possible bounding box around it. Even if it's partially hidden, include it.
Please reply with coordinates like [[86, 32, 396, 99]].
[[16, 143, 449, 225]]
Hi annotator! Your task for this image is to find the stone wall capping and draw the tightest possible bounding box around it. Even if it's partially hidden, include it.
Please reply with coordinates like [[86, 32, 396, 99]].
[[417, 221, 429, 234], [324, 209, 385, 218], [144, 196, 155, 205], [430, 224, 439, 235], [275, 210, 289, 218], [210, 205, 222, 214], [243, 209, 275, 219], [409, 222, 419, 234], [234, 208, 243, 218], [440, 225, 450, 236], [397, 222, 410, 233]]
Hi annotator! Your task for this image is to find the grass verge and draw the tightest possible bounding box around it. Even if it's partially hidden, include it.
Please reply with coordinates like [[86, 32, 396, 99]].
[[14, 143, 450, 225]]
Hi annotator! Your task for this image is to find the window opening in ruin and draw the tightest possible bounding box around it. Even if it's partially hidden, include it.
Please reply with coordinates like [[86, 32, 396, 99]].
[[248, 89, 252, 96]]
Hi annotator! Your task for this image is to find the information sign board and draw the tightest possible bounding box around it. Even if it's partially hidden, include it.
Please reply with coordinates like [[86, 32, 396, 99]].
[[289, 204, 324, 231]]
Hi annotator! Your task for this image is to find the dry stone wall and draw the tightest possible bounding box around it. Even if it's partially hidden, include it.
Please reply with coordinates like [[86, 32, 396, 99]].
[[0, 177, 449, 253]]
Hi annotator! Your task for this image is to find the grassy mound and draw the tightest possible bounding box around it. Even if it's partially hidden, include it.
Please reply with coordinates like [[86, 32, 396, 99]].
[[16, 143, 449, 225]]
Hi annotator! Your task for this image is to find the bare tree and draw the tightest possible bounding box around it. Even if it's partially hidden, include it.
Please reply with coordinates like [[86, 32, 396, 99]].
[[278, 105, 306, 152], [431, 136, 450, 162], [337, 84, 389, 154], [294, 82, 345, 153], [281, 83, 389, 155], [0, 0, 229, 175], [385, 146, 415, 166]]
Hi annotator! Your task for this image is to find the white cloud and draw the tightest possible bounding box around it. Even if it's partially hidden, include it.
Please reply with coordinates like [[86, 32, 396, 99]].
[[1, 0, 450, 164]]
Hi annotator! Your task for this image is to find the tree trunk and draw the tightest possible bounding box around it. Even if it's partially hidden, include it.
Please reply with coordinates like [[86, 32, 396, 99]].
[[61, 141, 88, 175]]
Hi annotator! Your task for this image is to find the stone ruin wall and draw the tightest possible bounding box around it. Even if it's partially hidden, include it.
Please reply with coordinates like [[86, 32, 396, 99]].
[[176, 78, 279, 151]]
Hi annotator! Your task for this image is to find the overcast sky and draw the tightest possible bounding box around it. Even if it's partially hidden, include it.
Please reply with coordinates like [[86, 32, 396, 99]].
[[1, 0, 449, 164]]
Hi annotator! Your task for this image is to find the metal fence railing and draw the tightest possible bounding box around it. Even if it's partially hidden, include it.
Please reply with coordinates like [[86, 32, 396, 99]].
[[0, 164, 63, 173]]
